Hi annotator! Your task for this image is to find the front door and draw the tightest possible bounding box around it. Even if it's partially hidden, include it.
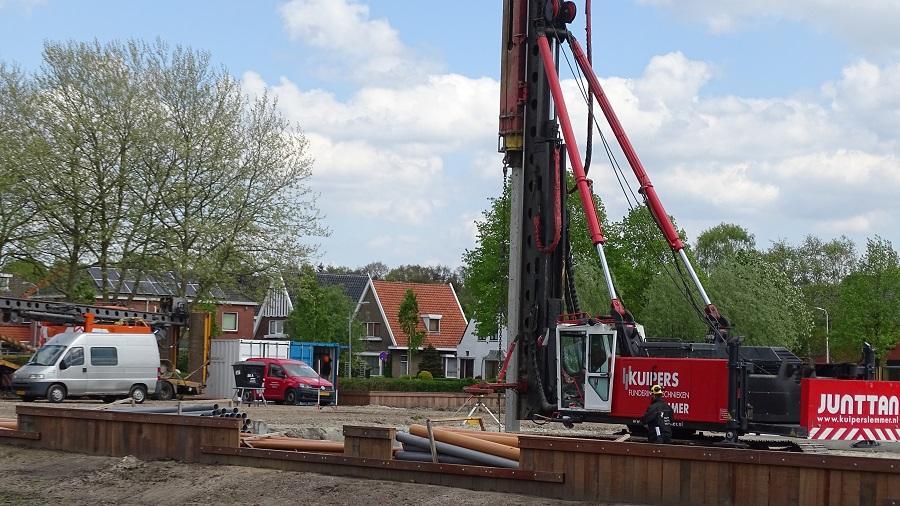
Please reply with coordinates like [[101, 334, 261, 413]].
[[584, 331, 617, 412], [57, 346, 87, 395]]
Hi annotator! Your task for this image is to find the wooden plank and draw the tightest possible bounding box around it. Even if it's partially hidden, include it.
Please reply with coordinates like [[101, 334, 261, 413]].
[[343, 425, 395, 439], [595, 454, 613, 500], [840, 471, 861, 506], [769, 462, 799, 506], [583, 453, 599, 501], [517, 435, 900, 474], [702, 460, 719, 506], [688, 461, 705, 505], [631, 455, 648, 504], [644, 454, 663, 504], [201, 446, 565, 483], [658, 457, 680, 505], [0, 429, 40, 440], [797, 468, 824, 506]]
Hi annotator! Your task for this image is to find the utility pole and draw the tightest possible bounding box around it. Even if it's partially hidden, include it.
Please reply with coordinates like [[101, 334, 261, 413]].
[[814, 306, 830, 363], [504, 165, 523, 432]]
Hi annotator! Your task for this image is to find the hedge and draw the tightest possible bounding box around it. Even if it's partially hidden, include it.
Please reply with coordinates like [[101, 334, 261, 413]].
[[338, 377, 479, 393]]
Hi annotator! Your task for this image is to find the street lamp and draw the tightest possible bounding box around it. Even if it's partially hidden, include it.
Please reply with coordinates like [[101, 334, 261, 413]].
[[814, 306, 830, 363], [348, 301, 369, 378]]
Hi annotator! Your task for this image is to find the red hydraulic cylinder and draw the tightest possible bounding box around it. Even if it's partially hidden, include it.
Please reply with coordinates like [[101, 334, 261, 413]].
[[567, 36, 684, 252], [536, 35, 605, 246]]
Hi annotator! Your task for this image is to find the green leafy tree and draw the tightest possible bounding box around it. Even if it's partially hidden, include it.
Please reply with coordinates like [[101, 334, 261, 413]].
[[833, 237, 900, 360], [398, 288, 425, 374], [694, 223, 756, 272], [765, 235, 858, 357], [603, 206, 682, 316], [642, 252, 812, 349], [285, 267, 356, 344], [417, 346, 443, 378]]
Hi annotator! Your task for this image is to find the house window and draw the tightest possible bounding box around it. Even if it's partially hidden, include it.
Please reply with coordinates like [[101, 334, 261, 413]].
[[269, 319, 285, 336], [222, 312, 238, 332], [459, 358, 475, 379], [400, 354, 409, 376], [361, 354, 382, 376], [427, 319, 440, 333], [489, 331, 500, 341], [444, 357, 458, 378], [365, 322, 380, 337]]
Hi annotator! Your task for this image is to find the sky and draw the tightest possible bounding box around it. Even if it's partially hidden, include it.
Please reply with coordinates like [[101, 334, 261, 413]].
[[1, 0, 899, 269]]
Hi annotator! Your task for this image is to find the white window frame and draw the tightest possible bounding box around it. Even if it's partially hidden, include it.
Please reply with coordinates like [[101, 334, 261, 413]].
[[365, 321, 380, 337], [443, 356, 458, 378], [268, 319, 285, 336], [222, 312, 238, 332], [400, 354, 409, 376]]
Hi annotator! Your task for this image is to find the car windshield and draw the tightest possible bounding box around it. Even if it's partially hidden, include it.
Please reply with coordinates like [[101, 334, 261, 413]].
[[28, 345, 66, 366], [283, 363, 320, 379]]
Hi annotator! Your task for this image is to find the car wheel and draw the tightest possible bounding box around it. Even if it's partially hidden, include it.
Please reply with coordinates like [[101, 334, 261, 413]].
[[129, 385, 148, 404], [158, 381, 175, 401], [47, 384, 66, 404], [284, 389, 298, 406]]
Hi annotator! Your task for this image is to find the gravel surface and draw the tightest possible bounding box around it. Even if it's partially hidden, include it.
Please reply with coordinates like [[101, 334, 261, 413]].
[[0, 445, 584, 505]]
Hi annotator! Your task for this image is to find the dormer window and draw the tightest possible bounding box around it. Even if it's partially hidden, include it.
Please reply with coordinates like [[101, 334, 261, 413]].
[[422, 314, 442, 333]]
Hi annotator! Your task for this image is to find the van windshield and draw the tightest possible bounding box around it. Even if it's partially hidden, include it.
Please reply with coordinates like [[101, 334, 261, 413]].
[[283, 363, 320, 379], [28, 345, 66, 366]]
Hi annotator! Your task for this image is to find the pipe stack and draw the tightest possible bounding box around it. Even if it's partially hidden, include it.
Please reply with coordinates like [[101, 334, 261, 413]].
[[393, 425, 520, 469], [110, 404, 253, 432]]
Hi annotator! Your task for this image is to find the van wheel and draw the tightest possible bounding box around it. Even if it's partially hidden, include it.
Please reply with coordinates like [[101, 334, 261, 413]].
[[47, 384, 67, 404], [284, 389, 298, 406], [158, 381, 175, 401], [129, 385, 148, 404]]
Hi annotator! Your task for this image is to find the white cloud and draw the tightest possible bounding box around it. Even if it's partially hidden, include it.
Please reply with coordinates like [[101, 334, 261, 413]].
[[636, 0, 900, 53], [278, 0, 438, 83]]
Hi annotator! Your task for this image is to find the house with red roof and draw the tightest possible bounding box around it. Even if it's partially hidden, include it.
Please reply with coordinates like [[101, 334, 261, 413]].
[[353, 279, 467, 377]]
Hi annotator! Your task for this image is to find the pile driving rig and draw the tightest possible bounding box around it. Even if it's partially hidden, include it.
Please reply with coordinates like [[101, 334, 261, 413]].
[[498, 0, 897, 442]]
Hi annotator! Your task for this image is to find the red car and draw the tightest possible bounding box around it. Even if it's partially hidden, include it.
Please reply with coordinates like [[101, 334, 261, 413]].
[[246, 357, 334, 405]]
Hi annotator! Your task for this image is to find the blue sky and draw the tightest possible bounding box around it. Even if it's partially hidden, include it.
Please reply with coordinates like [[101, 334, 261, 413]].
[[2, 0, 899, 269]]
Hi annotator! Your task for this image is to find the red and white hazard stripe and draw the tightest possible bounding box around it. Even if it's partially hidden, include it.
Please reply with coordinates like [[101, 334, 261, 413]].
[[808, 427, 900, 441]]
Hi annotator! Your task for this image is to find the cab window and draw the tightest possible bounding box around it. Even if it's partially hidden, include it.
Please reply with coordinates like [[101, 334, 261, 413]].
[[63, 347, 84, 367], [269, 364, 285, 379], [91, 347, 118, 366]]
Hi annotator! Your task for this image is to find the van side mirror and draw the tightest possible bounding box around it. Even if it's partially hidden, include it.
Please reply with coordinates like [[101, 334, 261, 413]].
[[59, 360, 69, 370]]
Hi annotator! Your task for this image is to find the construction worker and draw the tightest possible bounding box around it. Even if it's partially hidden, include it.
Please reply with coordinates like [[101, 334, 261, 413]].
[[641, 384, 674, 443]]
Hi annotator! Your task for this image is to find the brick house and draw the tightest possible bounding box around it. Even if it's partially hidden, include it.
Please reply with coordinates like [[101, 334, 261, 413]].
[[84, 267, 258, 339], [354, 280, 467, 377]]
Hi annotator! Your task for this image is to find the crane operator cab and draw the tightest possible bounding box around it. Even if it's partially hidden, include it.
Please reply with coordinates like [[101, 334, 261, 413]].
[[556, 323, 618, 412]]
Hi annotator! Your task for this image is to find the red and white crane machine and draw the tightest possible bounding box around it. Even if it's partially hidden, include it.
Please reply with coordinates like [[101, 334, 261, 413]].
[[497, 0, 898, 442]]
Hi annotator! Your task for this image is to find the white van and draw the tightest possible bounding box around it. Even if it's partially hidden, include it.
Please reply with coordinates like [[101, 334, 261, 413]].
[[12, 328, 159, 403]]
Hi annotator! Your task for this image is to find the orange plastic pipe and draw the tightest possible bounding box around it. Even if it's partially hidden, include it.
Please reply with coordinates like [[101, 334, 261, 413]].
[[409, 424, 519, 461], [243, 438, 344, 453], [440, 428, 519, 447]]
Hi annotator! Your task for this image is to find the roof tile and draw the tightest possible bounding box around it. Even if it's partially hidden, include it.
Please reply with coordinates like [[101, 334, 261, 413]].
[[372, 280, 466, 349]]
